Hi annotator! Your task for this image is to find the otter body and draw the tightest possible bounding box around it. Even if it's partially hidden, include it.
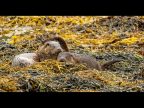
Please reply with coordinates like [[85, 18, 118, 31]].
[[57, 52, 120, 71], [12, 37, 68, 67], [12, 53, 37, 67]]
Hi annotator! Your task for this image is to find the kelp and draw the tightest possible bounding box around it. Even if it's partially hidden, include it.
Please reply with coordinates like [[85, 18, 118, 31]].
[[0, 16, 144, 92]]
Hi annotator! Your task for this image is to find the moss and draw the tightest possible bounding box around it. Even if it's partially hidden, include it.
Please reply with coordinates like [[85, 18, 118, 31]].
[[0, 76, 18, 91]]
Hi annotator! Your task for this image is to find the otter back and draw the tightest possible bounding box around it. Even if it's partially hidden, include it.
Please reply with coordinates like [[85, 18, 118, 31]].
[[57, 52, 102, 70], [12, 53, 37, 67], [57, 52, 121, 71]]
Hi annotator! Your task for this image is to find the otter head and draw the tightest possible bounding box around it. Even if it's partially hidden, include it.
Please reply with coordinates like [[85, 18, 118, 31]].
[[44, 41, 63, 54], [57, 52, 77, 64], [36, 41, 63, 61]]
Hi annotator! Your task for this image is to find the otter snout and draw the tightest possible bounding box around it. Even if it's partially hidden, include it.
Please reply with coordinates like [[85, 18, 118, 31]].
[[57, 48, 63, 53], [52, 48, 63, 55]]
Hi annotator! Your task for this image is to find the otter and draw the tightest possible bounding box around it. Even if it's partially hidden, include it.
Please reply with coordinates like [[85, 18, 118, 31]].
[[43, 36, 69, 52], [12, 36, 68, 67], [57, 52, 121, 71]]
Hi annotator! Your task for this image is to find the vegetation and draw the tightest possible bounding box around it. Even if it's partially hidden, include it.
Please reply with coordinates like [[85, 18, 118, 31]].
[[0, 16, 144, 92]]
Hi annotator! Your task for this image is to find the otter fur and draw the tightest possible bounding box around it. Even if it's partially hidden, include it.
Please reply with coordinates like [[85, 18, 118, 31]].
[[12, 37, 68, 67], [57, 52, 121, 71], [43, 36, 69, 52], [12, 53, 37, 67]]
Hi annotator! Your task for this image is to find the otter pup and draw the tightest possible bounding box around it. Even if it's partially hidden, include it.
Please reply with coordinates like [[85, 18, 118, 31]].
[[57, 52, 121, 71], [12, 37, 68, 67]]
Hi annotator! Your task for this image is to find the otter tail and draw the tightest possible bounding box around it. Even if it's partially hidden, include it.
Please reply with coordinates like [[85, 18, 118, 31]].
[[49, 36, 69, 52], [101, 60, 121, 71]]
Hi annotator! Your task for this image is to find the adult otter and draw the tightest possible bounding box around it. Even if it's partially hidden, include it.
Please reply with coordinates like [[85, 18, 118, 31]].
[[57, 52, 121, 71], [12, 36, 68, 67]]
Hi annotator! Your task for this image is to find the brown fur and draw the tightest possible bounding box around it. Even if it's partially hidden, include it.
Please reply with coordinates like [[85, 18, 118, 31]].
[[12, 38, 65, 67], [34, 40, 64, 61], [57, 52, 121, 71], [44, 36, 69, 52]]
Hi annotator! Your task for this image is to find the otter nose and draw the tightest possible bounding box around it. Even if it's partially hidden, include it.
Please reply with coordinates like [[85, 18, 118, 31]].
[[54, 48, 62, 54], [57, 48, 62, 53]]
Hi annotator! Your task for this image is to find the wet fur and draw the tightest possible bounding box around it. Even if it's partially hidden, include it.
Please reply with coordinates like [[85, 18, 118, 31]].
[[44, 36, 69, 52], [57, 52, 121, 71], [12, 38, 65, 67], [35, 41, 64, 61]]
